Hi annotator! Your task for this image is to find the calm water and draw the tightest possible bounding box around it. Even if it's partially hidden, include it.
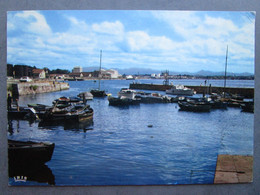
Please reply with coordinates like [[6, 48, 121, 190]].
[[8, 79, 254, 186]]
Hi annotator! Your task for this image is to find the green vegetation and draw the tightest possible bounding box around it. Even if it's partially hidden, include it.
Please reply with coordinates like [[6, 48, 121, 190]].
[[30, 85, 38, 91]]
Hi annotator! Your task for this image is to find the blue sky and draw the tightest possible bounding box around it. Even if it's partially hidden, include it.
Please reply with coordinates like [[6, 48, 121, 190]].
[[7, 10, 255, 74]]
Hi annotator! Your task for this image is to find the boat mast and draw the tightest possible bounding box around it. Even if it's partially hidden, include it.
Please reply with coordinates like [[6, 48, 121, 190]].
[[223, 45, 228, 98], [98, 50, 102, 90]]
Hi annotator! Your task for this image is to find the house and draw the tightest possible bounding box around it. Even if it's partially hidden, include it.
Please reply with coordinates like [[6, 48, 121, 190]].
[[32, 69, 46, 79]]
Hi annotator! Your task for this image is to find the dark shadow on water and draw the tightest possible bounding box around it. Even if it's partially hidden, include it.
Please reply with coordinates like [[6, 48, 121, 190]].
[[9, 163, 55, 185], [38, 120, 94, 131]]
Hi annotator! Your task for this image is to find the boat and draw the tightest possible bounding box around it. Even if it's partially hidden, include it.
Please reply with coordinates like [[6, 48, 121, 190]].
[[8, 139, 55, 166], [8, 106, 38, 120], [90, 50, 107, 97], [108, 89, 141, 106], [28, 103, 51, 112], [39, 96, 94, 126], [40, 103, 94, 124], [78, 92, 93, 100], [240, 101, 254, 113], [126, 75, 135, 80], [90, 89, 107, 97], [178, 101, 211, 112], [108, 95, 141, 106], [118, 88, 137, 99], [166, 85, 195, 96], [135, 92, 172, 103]]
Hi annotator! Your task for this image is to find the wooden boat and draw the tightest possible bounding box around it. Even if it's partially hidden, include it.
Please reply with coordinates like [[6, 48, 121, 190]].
[[90, 89, 107, 97], [135, 92, 172, 103], [78, 92, 93, 100], [28, 103, 50, 112], [8, 107, 37, 120], [241, 101, 254, 113], [108, 95, 140, 106], [90, 50, 107, 97], [40, 103, 94, 124], [8, 139, 55, 166], [178, 101, 211, 112]]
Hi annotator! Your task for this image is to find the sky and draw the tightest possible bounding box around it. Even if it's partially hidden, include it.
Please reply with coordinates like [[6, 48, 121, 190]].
[[7, 10, 255, 74]]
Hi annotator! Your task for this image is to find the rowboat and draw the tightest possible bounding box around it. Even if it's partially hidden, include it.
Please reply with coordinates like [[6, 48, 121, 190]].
[[8, 139, 55, 166]]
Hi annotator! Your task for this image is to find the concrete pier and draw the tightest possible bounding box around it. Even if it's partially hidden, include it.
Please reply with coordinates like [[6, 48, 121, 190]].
[[129, 83, 254, 98], [214, 154, 253, 184], [9, 81, 70, 96]]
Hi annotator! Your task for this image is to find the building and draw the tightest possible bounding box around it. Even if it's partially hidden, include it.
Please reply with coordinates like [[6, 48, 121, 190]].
[[105, 69, 120, 79], [32, 69, 46, 79], [72, 66, 83, 73]]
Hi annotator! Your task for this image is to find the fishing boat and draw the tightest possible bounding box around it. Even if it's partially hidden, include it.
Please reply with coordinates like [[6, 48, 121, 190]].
[[108, 89, 141, 106], [91, 50, 107, 97], [118, 88, 137, 99], [108, 95, 141, 106], [40, 104, 93, 123], [166, 85, 195, 96], [78, 92, 93, 100], [8, 107, 37, 120], [39, 97, 94, 126], [8, 139, 55, 166], [135, 92, 172, 103], [28, 103, 51, 112], [241, 101, 254, 113], [178, 101, 211, 112]]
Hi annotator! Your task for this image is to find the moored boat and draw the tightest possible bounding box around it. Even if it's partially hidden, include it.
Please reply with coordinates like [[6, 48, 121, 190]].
[[178, 101, 211, 112], [40, 104, 94, 123], [118, 88, 137, 99], [135, 92, 172, 103], [39, 97, 94, 126], [108, 95, 141, 106], [241, 101, 254, 113], [8, 107, 37, 120], [90, 89, 107, 97], [78, 92, 93, 100], [8, 139, 55, 166], [166, 85, 195, 96]]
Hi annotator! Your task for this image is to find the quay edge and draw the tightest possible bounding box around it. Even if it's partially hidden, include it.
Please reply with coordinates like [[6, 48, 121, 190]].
[[8, 81, 70, 96], [129, 83, 254, 98]]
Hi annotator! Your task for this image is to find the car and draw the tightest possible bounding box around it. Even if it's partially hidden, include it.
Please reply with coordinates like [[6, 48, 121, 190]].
[[20, 76, 32, 82]]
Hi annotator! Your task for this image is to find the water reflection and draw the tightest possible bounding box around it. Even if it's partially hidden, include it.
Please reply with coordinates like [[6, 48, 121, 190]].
[[9, 163, 55, 185], [38, 119, 94, 131]]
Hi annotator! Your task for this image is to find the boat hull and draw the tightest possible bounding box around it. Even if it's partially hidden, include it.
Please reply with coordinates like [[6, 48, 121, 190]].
[[178, 102, 211, 112], [108, 96, 140, 106], [8, 140, 55, 166], [90, 90, 107, 97]]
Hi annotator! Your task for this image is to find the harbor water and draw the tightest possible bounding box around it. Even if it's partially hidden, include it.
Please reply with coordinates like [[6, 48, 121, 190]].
[[8, 79, 254, 186]]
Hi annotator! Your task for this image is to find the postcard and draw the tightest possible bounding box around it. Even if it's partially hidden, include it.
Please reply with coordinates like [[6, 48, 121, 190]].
[[6, 10, 255, 186]]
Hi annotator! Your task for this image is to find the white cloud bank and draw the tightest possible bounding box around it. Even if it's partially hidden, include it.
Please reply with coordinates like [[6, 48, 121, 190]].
[[7, 10, 255, 73]]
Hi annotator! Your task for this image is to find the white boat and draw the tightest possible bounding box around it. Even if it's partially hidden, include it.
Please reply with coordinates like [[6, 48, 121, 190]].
[[166, 85, 195, 96], [117, 88, 137, 99]]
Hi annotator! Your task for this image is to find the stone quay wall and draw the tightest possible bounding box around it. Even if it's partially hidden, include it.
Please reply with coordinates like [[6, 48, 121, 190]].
[[10, 81, 70, 96]]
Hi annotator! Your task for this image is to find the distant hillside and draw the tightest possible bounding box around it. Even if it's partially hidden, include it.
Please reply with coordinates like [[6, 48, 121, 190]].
[[82, 66, 254, 76]]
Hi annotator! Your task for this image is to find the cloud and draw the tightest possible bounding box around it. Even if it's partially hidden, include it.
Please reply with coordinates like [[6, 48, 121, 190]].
[[126, 31, 176, 52], [7, 10, 255, 73], [92, 20, 124, 36], [8, 11, 52, 36]]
